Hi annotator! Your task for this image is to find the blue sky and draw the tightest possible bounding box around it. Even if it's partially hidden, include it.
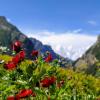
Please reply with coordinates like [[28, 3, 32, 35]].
[[0, 0, 100, 34], [0, 0, 99, 59]]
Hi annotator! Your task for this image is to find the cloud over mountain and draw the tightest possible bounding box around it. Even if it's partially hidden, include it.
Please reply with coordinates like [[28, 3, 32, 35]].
[[27, 30, 97, 60]]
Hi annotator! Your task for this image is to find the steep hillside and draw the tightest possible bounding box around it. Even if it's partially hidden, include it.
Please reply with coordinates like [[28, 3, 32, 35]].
[[0, 16, 34, 57], [74, 35, 100, 74], [29, 38, 57, 58], [0, 16, 69, 63]]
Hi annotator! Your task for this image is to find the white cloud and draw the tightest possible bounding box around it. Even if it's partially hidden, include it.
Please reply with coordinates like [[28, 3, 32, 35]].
[[7, 18, 11, 22], [27, 30, 97, 60], [88, 20, 97, 26]]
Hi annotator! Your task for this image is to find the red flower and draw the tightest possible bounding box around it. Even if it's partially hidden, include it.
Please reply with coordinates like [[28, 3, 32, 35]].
[[40, 76, 56, 87], [31, 50, 38, 57], [7, 89, 35, 100], [40, 77, 50, 87], [19, 50, 25, 60], [45, 54, 52, 62], [15, 96, 20, 100], [49, 76, 56, 85], [16, 89, 33, 98], [12, 54, 20, 64], [7, 96, 20, 100], [7, 96, 15, 100], [12, 41, 22, 53], [4, 61, 16, 70], [14, 41, 22, 47]]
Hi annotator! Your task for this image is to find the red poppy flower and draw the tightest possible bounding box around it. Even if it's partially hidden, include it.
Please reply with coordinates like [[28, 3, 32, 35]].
[[4, 61, 16, 70], [40, 77, 50, 87], [14, 41, 22, 47], [19, 50, 25, 60], [45, 54, 52, 62], [40, 76, 56, 87], [16, 89, 33, 98], [15, 96, 20, 100], [7, 96, 20, 100], [12, 54, 20, 64], [31, 50, 38, 57], [7, 96, 15, 100], [12, 41, 22, 53], [49, 76, 56, 85]]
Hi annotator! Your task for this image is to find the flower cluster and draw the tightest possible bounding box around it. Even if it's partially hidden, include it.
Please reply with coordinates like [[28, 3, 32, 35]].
[[45, 53, 53, 63], [7, 89, 36, 100], [31, 50, 39, 60], [4, 40, 53, 70], [4, 50, 25, 70], [0, 39, 99, 100], [3, 40, 65, 99], [40, 76, 56, 87], [12, 41, 22, 53], [4, 61, 16, 70], [31, 50, 53, 62], [31, 50, 38, 57]]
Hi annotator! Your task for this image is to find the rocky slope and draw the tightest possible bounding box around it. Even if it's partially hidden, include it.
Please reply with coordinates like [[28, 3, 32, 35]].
[[0, 16, 34, 57], [74, 35, 100, 73], [0, 16, 70, 65]]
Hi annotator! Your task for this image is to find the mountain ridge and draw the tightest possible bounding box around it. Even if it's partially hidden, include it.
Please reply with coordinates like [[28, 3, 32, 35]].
[[0, 16, 100, 70], [74, 35, 100, 74], [0, 16, 71, 67]]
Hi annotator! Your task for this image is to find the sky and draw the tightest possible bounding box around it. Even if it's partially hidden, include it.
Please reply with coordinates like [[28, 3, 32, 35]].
[[0, 0, 100, 60]]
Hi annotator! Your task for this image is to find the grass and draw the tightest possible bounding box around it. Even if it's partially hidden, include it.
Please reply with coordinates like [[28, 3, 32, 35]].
[[0, 54, 100, 100]]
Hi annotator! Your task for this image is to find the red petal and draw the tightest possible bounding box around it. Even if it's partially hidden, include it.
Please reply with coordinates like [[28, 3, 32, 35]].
[[12, 54, 20, 64], [40, 77, 50, 87], [7, 96, 15, 100], [12, 41, 22, 53], [19, 50, 25, 60], [31, 50, 38, 56], [45, 54, 52, 62], [49, 76, 56, 84], [14, 41, 22, 47], [17, 89, 33, 98], [4, 61, 16, 70]]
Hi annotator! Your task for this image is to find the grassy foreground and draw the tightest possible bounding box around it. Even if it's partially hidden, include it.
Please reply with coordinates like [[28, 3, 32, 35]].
[[0, 54, 100, 100]]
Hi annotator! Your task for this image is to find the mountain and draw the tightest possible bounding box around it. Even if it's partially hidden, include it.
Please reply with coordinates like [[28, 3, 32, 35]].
[[74, 35, 100, 74], [0, 16, 34, 58], [29, 37, 58, 59], [85, 35, 100, 60], [0, 16, 71, 66]]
